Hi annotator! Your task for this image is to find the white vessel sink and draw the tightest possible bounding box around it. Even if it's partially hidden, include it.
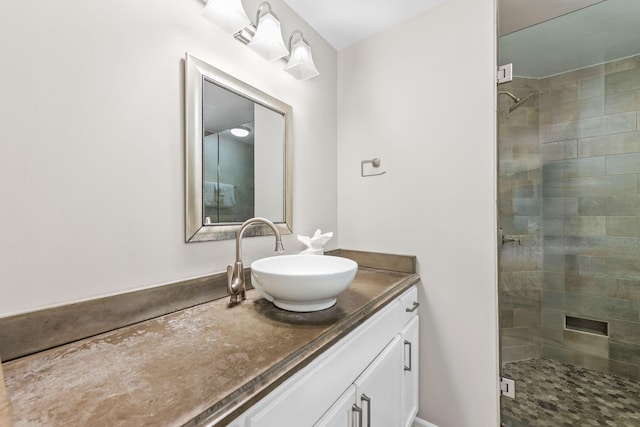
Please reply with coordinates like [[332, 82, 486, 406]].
[[250, 255, 358, 312]]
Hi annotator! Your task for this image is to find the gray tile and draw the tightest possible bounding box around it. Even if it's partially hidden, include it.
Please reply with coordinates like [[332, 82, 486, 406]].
[[606, 88, 640, 114], [542, 307, 564, 329], [607, 278, 640, 301], [606, 111, 637, 134], [564, 292, 639, 322], [564, 274, 609, 297], [500, 245, 543, 272], [542, 216, 564, 236], [578, 76, 604, 100], [609, 359, 640, 379], [606, 152, 640, 175], [578, 131, 640, 157], [543, 235, 638, 257], [503, 327, 537, 347], [503, 357, 640, 426], [501, 309, 514, 328], [541, 112, 636, 143], [542, 157, 605, 179], [502, 344, 541, 362], [609, 319, 640, 345], [539, 97, 604, 125], [580, 256, 640, 281], [543, 272, 565, 291], [578, 196, 640, 216], [610, 340, 640, 365], [605, 67, 640, 94], [540, 85, 577, 109], [540, 120, 578, 143], [499, 125, 540, 146], [500, 271, 544, 292], [564, 216, 606, 236], [544, 254, 579, 274], [543, 327, 564, 347], [607, 216, 640, 236], [543, 174, 637, 197], [605, 56, 640, 75], [543, 290, 565, 310], [513, 307, 542, 327], [564, 329, 609, 359], [543, 197, 578, 216], [541, 140, 577, 162], [514, 198, 541, 216], [541, 345, 609, 373], [541, 64, 602, 91]]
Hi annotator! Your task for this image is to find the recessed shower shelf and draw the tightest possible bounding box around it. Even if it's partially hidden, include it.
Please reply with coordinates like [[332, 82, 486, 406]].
[[565, 316, 608, 337]]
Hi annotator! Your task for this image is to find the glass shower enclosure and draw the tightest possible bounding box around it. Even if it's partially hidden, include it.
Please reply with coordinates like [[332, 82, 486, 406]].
[[497, 1, 640, 425]]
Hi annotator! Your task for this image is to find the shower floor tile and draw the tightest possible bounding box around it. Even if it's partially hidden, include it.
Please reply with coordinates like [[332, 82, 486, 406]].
[[501, 358, 640, 427]]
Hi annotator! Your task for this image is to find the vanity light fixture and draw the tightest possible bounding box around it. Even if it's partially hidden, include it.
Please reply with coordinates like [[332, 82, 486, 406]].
[[284, 30, 319, 80], [202, 0, 251, 35], [201, 0, 319, 80], [246, 3, 289, 62], [230, 126, 250, 137]]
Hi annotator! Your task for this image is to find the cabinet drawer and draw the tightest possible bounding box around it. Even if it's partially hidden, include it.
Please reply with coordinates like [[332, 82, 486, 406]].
[[399, 286, 419, 326]]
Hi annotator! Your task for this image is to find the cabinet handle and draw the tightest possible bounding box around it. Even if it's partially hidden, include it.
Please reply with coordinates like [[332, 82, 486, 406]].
[[351, 403, 362, 427], [405, 301, 420, 312], [404, 340, 412, 371], [361, 394, 371, 427]]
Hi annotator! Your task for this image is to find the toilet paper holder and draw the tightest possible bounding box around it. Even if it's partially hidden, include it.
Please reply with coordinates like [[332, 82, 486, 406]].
[[361, 157, 386, 177]]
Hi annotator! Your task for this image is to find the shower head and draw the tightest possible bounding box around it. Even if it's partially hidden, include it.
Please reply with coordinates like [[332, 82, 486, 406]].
[[508, 92, 534, 113], [498, 90, 535, 113]]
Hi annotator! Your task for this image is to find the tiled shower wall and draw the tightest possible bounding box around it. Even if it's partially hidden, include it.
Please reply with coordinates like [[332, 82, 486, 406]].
[[540, 56, 640, 380], [498, 78, 543, 363], [499, 56, 640, 379]]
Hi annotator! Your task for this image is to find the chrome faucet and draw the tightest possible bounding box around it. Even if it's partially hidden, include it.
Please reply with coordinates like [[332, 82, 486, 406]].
[[227, 217, 285, 303]]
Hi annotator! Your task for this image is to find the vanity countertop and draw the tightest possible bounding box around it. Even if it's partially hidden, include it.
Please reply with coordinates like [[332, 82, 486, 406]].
[[2, 267, 419, 426]]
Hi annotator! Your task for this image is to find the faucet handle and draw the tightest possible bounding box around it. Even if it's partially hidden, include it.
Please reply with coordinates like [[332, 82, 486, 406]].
[[227, 261, 246, 303], [227, 264, 238, 303]]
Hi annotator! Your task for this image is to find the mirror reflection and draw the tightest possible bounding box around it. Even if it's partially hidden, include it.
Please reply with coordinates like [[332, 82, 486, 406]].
[[185, 53, 292, 242]]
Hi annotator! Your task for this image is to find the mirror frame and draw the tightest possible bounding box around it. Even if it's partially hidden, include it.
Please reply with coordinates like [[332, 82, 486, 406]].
[[185, 53, 293, 242]]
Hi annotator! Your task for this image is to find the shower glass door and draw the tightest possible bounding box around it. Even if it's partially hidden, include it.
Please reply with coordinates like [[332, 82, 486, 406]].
[[497, 1, 640, 425]]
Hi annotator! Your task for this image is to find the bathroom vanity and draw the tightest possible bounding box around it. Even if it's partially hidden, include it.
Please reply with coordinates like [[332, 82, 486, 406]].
[[233, 285, 419, 427], [1, 252, 419, 426]]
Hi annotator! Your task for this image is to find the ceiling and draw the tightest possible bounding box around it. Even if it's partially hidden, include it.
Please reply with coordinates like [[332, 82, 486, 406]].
[[279, 0, 608, 51], [281, 0, 449, 50]]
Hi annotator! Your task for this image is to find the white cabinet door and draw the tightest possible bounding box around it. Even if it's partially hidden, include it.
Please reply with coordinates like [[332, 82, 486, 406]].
[[400, 316, 419, 427], [314, 385, 357, 427], [354, 336, 402, 427], [244, 300, 400, 427]]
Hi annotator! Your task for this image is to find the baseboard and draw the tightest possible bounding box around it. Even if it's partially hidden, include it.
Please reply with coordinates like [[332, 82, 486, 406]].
[[413, 417, 439, 427]]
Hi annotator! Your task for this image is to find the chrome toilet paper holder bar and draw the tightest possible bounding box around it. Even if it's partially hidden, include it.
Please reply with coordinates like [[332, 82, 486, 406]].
[[361, 157, 386, 177]]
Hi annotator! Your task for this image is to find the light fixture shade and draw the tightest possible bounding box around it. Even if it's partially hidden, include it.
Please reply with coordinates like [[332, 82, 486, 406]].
[[284, 36, 319, 80], [202, 0, 251, 35], [247, 12, 289, 62], [230, 127, 250, 137]]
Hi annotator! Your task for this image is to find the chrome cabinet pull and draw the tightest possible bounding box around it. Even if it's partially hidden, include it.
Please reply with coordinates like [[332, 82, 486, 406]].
[[405, 301, 419, 312], [404, 340, 412, 371], [361, 394, 371, 427], [352, 403, 362, 427]]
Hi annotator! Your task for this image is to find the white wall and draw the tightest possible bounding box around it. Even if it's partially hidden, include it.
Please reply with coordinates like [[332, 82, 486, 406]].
[[0, 0, 338, 315], [337, 0, 499, 426]]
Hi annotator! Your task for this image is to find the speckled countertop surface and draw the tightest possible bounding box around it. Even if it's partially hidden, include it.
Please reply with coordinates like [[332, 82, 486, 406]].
[[3, 267, 418, 427]]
